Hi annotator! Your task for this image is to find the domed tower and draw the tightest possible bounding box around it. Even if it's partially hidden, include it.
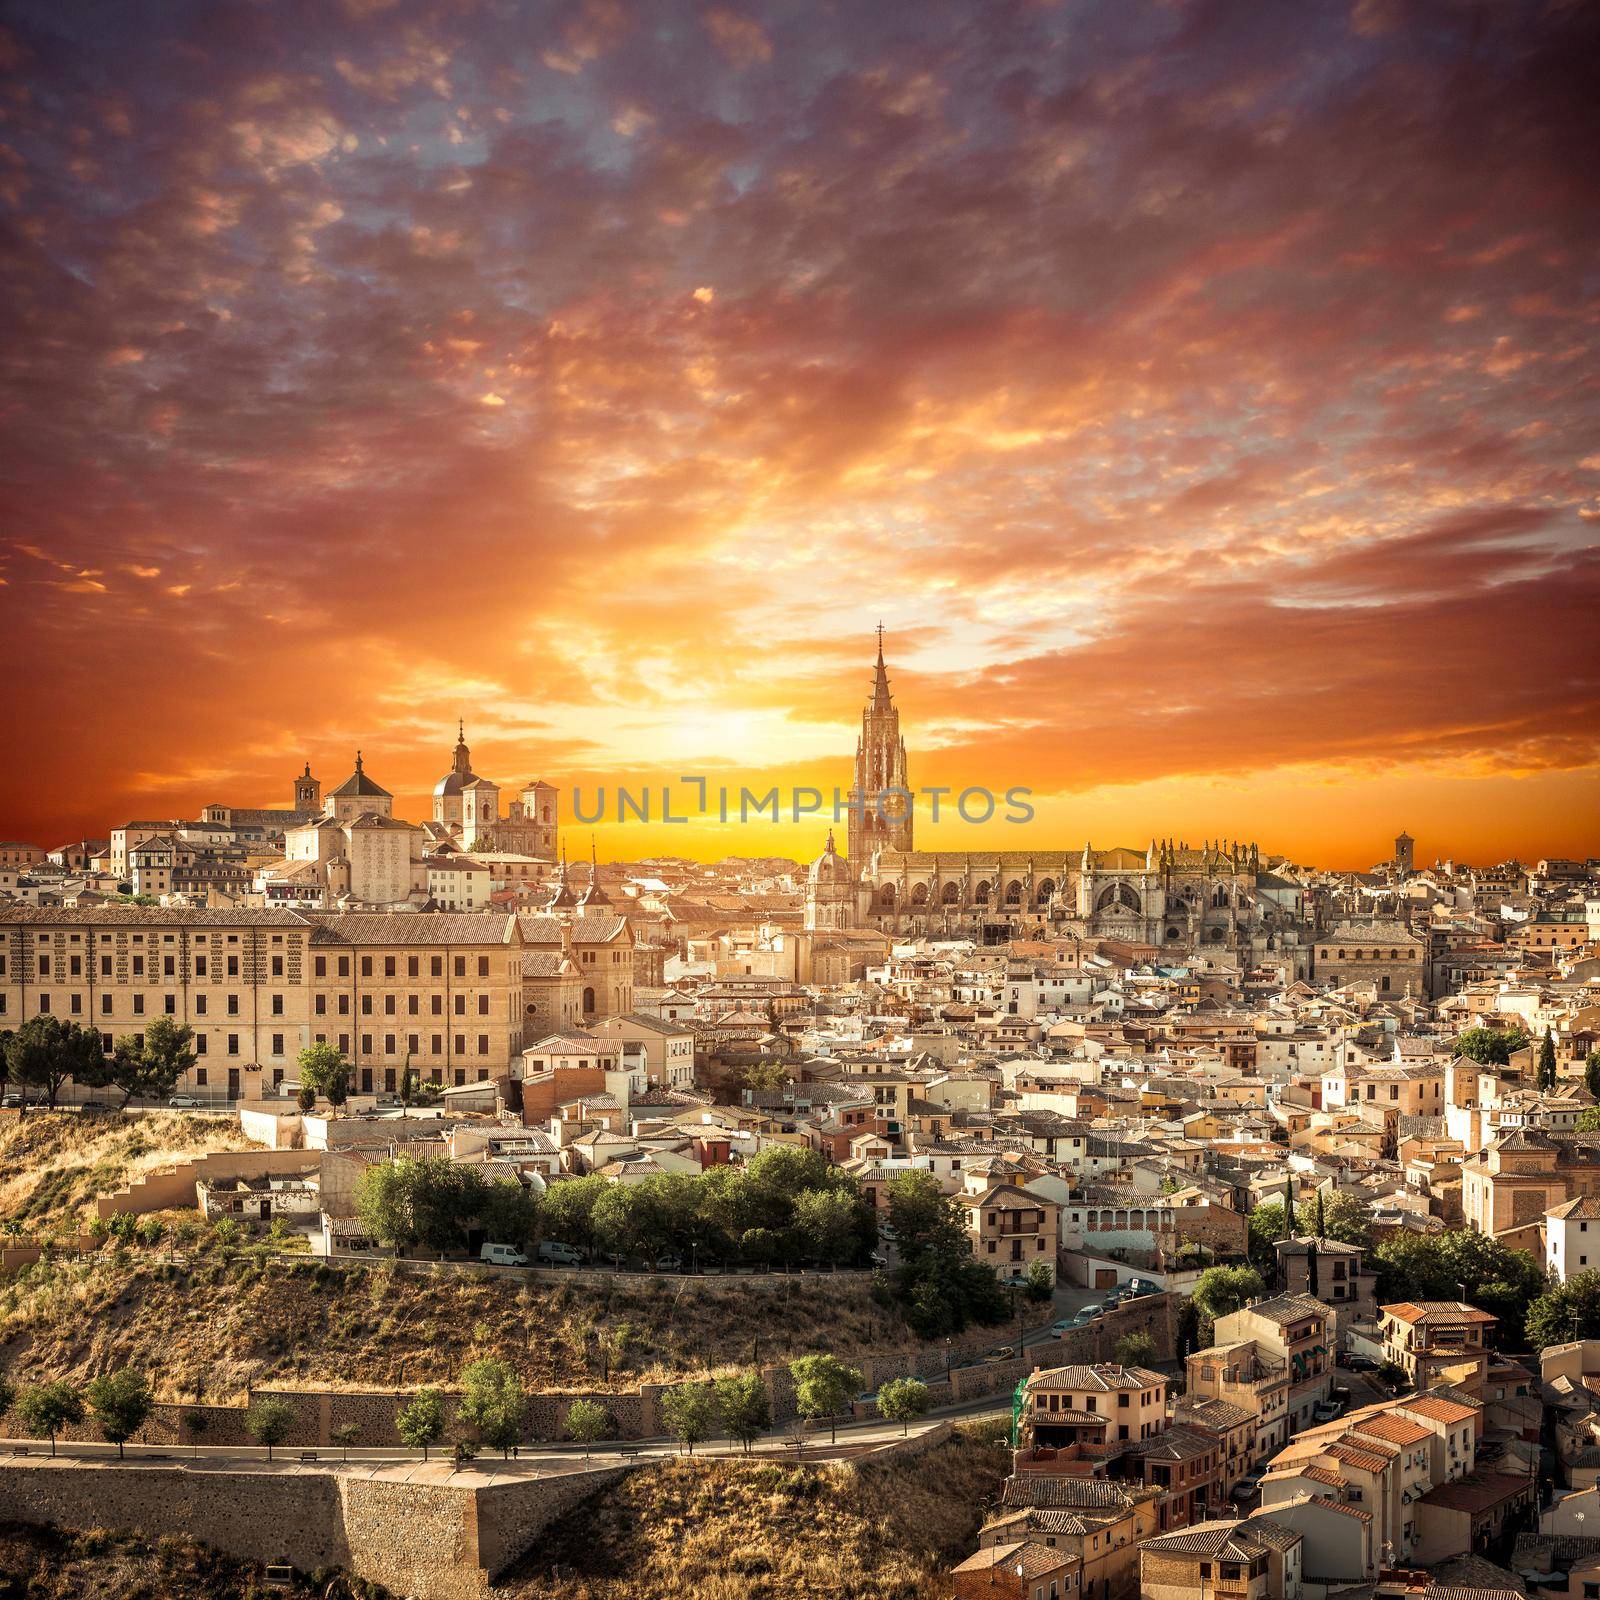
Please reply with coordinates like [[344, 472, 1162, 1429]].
[[804, 830, 856, 932], [846, 626, 912, 865], [433, 722, 479, 833]]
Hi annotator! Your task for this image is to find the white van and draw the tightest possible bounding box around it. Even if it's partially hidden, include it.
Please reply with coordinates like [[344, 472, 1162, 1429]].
[[535, 1241, 584, 1266], [480, 1242, 528, 1267]]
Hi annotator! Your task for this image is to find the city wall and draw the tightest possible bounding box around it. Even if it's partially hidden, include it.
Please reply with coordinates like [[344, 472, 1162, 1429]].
[[0, 1457, 630, 1600]]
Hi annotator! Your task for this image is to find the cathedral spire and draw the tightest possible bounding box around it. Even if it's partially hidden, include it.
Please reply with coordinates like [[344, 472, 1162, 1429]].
[[870, 622, 893, 711], [848, 626, 912, 862]]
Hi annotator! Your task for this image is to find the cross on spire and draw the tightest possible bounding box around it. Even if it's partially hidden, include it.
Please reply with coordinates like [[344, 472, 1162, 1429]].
[[875, 620, 885, 660]]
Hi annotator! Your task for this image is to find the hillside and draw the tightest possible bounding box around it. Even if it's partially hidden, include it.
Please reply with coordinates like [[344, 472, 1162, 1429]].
[[0, 1521, 335, 1599], [0, 1252, 912, 1398], [0, 1111, 254, 1232], [493, 1424, 1011, 1600]]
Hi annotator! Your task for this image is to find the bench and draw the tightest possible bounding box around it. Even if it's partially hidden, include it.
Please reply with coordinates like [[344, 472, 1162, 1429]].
[[298, 1451, 319, 1462]]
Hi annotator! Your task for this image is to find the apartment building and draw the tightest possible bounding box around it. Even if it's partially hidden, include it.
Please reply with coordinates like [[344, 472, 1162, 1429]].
[[1379, 1301, 1496, 1389], [1213, 1295, 1333, 1432], [964, 1181, 1060, 1281]]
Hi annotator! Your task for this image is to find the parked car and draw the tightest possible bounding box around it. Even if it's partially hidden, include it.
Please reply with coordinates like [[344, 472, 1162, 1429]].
[[1229, 1473, 1263, 1504], [1343, 1353, 1378, 1372], [1071, 1306, 1102, 1326], [0, 1094, 22, 1108], [78, 1099, 109, 1112], [1127, 1278, 1160, 1297], [535, 1241, 584, 1266], [1050, 1317, 1077, 1335], [1312, 1398, 1346, 1423], [653, 1254, 684, 1273], [480, 1242, 528, 1267], [168, 1094, 200, 1108]]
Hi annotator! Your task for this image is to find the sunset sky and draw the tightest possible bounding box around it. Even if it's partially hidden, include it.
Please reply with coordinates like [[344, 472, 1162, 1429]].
[[1, 0, 1596, 867]]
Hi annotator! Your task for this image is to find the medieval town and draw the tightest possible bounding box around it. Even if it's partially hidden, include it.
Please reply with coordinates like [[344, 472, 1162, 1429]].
[[0, 637, 1597, 1600]]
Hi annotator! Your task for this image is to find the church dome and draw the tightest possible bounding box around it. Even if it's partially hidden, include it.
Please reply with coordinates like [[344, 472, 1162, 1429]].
[[434, 721, 478, 797], [807, 831, 850, 885]]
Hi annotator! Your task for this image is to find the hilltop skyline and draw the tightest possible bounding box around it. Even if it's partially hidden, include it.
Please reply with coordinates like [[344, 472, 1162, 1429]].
[[1, 0, 1596, 859]]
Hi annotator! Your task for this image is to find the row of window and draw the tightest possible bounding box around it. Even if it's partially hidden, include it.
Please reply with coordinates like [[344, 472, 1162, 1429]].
[[88, 1028, 502, 1060]]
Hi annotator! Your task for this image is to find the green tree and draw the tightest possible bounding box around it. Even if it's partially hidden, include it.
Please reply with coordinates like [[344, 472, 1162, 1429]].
[[790, 1353, 863, 1445], [5, 1017, 103, 1109], [1024, 1259, 1054, 1302], [1528, 1271, 1600, 1349], [792, 1187, 859, 1265], [356, 1159, 419, 1251], [1246, 1201, 1288, 1271], [538, 1173, 609, 1256], [1370, 1229, 1546, 1344], [565, 1398, 611, 1460], [480, 1179, 540, 1252], [886, 1170, 960, 1260], [182, 1408, 209, 1459], [1192, 1265, 1265, 1325], [1453, 1026, 1530, 1067], [1113, 1331, 1159, 1368], [1175, 1297, 1202, 1362], [0, 1371, 14, 1426], [332, 1421, 362, 1461], [246, 1396, 295, 1460], [659, 1382, 718, 1455], [108, 1018, 196, 1106], [1578, 1107, 1600, 1133], [400, 1059, 416, 1107], [1318, 1191, 1375, 1249], [1539, 1030, 1558, 1091], [15, 1381, 83, 1455], [876, 1376, 931, 1436], [457, 1358, 525, 1458], [297, 1041, 353, 1109], [85, 1369, 153, 1459], [396, 1388, 447, 1461], [1585, 1049, 1600, 1103], [713, 1371, 770, 1453], [885, 1170, 1006, 1338]]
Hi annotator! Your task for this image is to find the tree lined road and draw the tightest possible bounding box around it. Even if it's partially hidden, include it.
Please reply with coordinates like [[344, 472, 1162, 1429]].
[[0, 1394, 1009, 1480]]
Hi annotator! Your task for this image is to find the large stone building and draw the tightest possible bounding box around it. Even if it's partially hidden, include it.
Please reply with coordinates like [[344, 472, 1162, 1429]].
[[804, 636, 1294, 962], [1313, 919, 1426, 997], [0, 905, 530, 1095]]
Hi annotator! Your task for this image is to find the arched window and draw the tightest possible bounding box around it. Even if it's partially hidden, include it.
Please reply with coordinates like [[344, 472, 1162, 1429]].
[[1095, 883, 1141, 915], [942, 881, 961, 904], [1036, 878, 1055, 905], [582, 986, 596, 1014], [911, 882, 929, 906], [1211, 885, 1228, 908], [974, 880, 991, 905], [879, 883, 896, 908], [1005, 880, 1023, 905]]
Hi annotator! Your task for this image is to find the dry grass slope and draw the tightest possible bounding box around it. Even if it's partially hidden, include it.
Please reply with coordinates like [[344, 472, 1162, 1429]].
[[0, 1521, 342, 1599], [493, 1423, 1012, 1600], [0, 1111, 254, 1231], [0, 1254, 913, 1398]]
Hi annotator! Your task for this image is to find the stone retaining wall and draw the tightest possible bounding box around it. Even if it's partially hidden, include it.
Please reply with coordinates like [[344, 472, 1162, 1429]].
[[0, 1456, 630, 1600]]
